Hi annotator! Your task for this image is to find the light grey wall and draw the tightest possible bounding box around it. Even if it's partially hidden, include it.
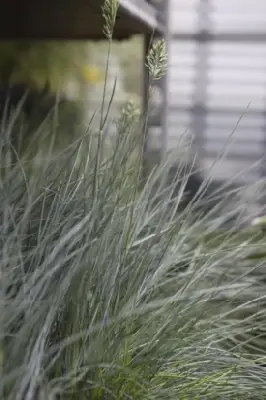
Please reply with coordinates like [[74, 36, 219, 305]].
[[166, 0, 266, 195]]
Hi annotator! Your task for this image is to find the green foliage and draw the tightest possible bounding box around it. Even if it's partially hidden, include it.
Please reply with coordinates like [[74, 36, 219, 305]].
[[0, 41, 89, 91], [86, 36, 144, 100], [115, 36, 143, 98], [0, 41, 91, 157]]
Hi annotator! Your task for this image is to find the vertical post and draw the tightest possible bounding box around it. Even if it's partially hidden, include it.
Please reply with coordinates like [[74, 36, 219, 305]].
[[191, 0, 211, 167], [143, 32, 151, 154], [259, 106, 266, 215], [161, 0, 170, 156], [141, 32, 152, 182]]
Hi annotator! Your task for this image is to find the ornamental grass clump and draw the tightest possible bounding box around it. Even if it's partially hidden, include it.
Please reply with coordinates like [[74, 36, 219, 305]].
[[2, 106, 266, 400], [1, 1, 266, 399]]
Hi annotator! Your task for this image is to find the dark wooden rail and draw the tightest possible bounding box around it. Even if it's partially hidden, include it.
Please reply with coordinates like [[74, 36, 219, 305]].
[[0, 0, 164, 40]]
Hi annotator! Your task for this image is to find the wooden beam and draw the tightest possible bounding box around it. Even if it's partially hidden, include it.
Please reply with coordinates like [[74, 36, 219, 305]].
[[0, 0, 163, 40]]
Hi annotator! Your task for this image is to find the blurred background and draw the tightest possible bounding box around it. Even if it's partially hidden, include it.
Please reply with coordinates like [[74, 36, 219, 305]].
[[0, 37, 143, 134], [166, 0, 266, 219], [1, 0, 266, 220]]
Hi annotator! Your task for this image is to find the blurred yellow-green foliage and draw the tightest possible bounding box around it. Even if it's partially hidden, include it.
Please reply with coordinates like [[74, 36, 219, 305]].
[[0, 41, 96, 92], [81, 64, 104, 84], [0, 38, 143, 95], [116, 35, 143, 98], [0, 39, 144, 158], [87, 36, 143, 98]]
